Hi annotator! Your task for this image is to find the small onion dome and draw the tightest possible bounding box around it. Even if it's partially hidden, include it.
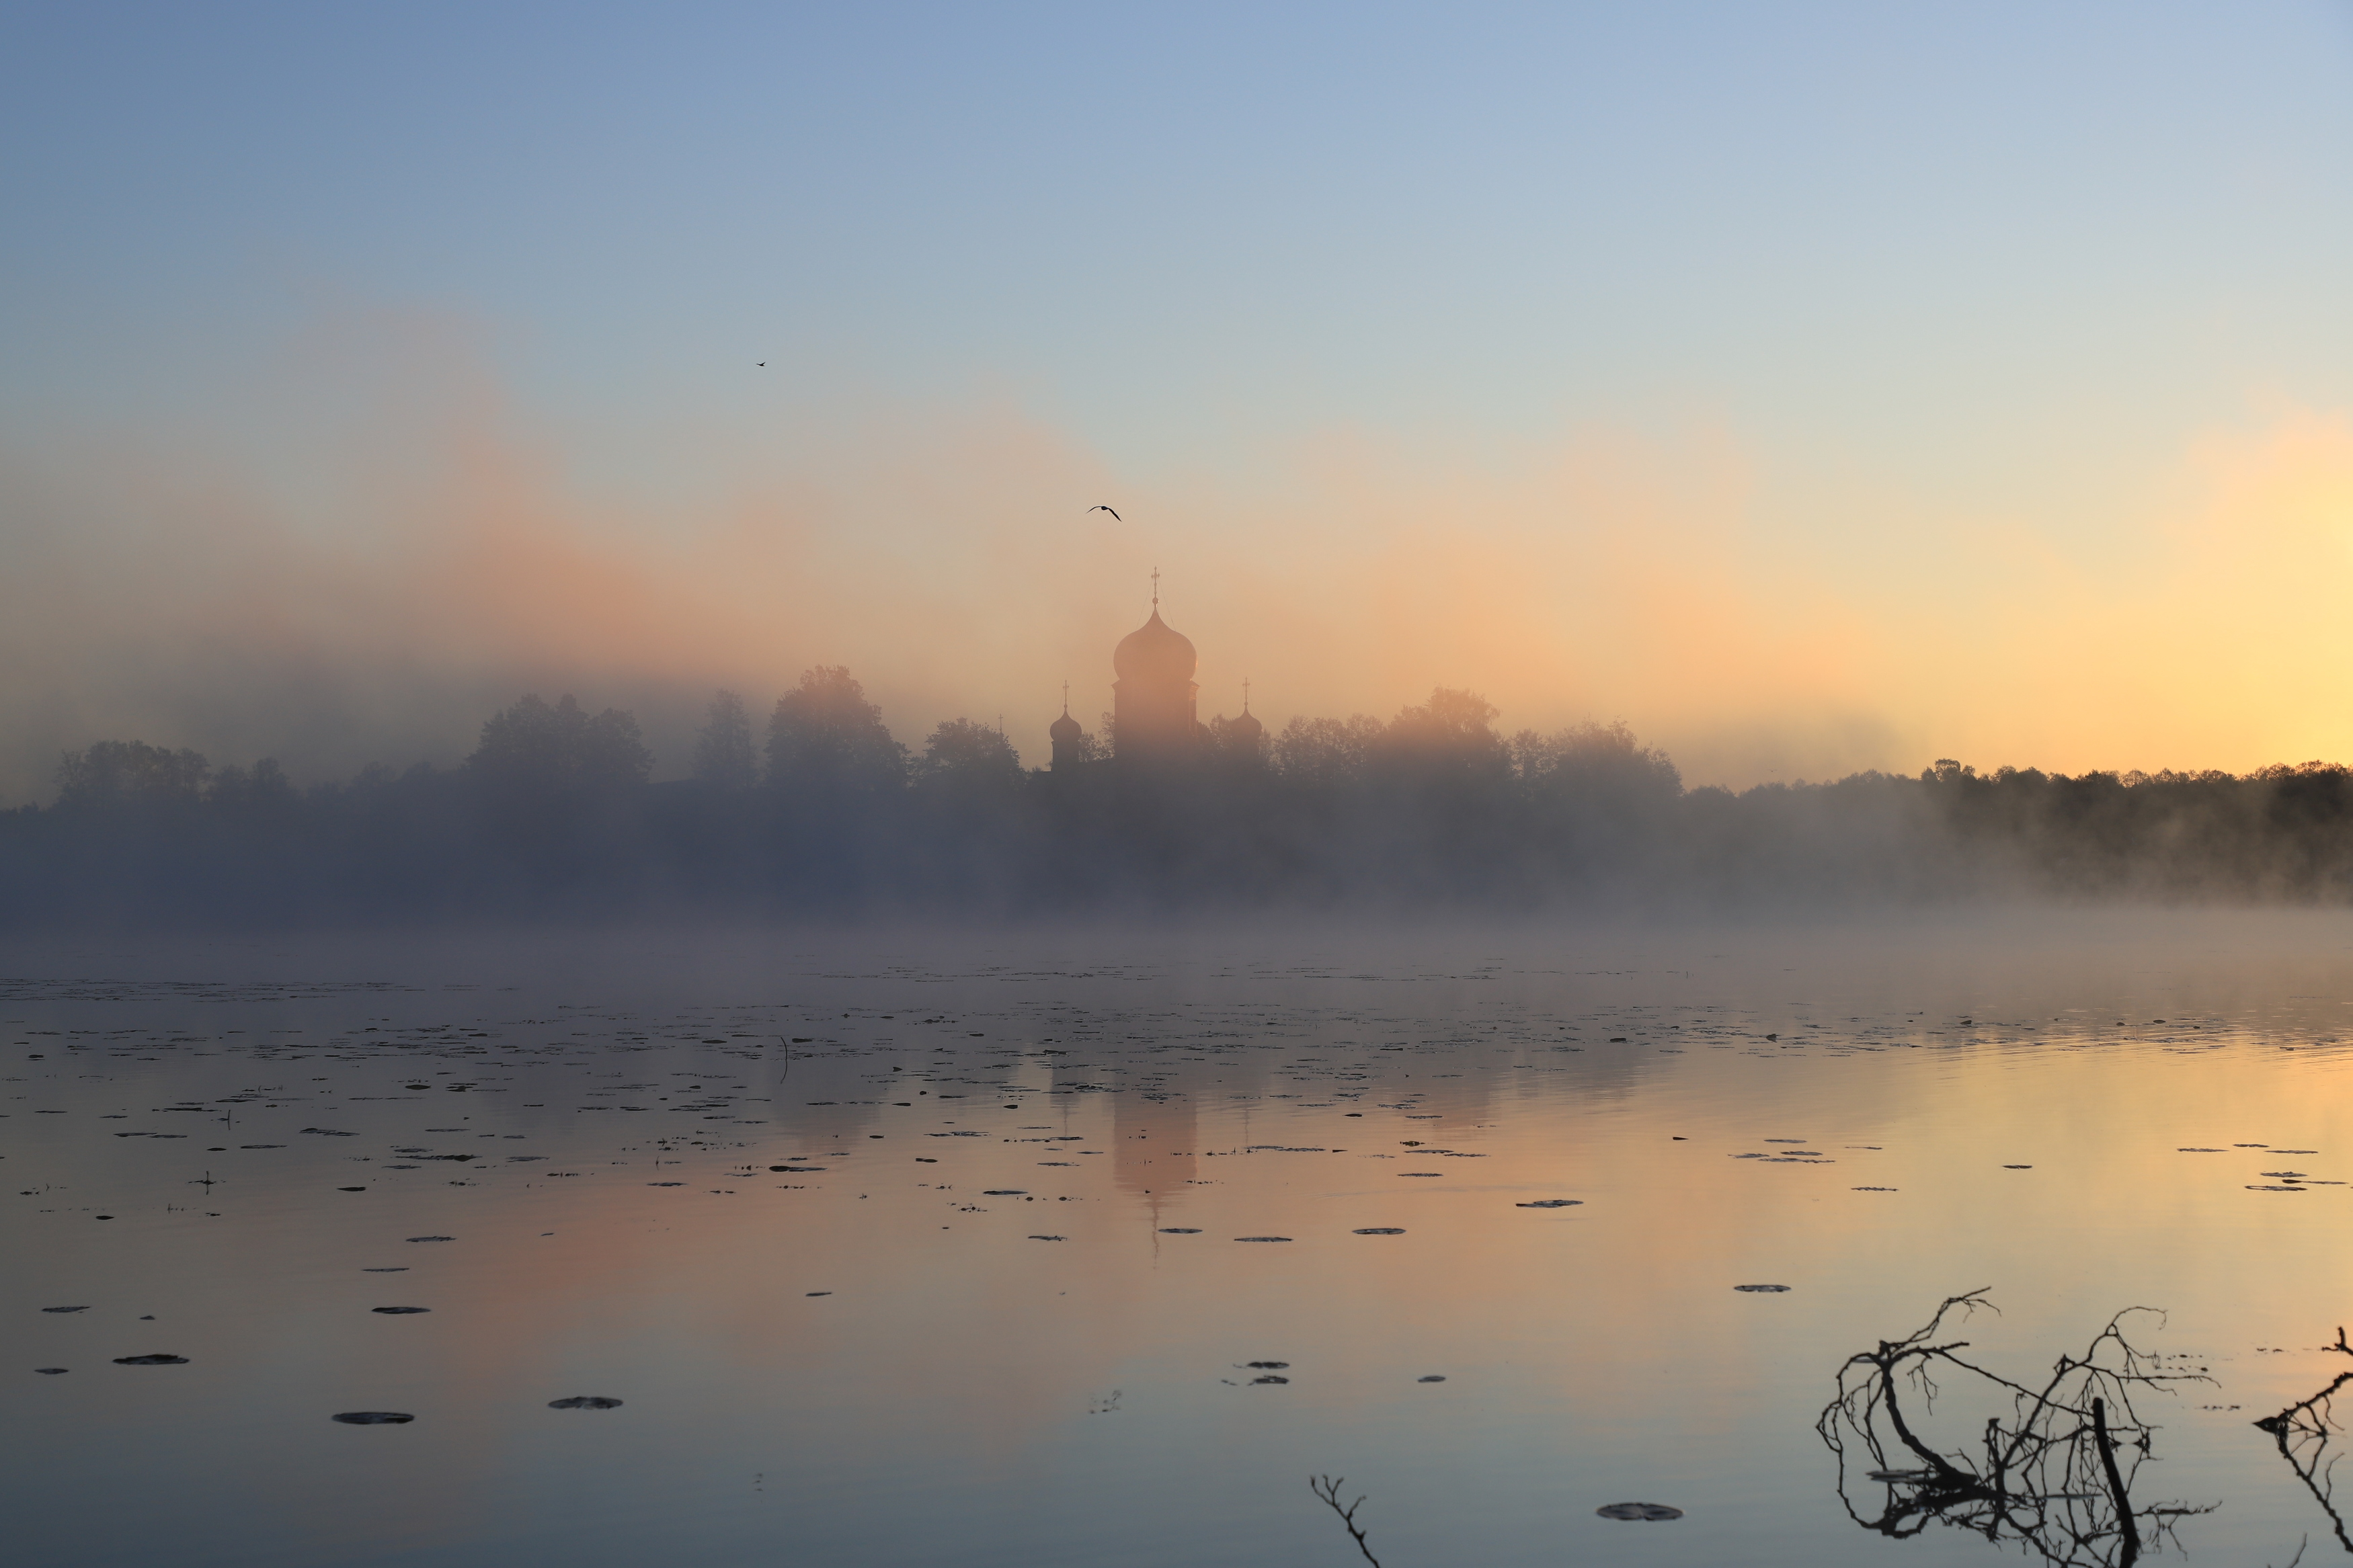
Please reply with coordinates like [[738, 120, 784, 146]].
[[1113, 609, 1197, 684], [1227, 709, 1263, 742], [1049, 709, 1083, 742]]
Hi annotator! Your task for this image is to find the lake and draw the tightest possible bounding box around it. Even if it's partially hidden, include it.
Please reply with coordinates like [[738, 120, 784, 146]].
[[9, 910, 2353, 1567]]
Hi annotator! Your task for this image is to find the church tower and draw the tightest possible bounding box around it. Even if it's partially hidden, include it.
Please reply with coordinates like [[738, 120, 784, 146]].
[[1111, 570, 1200, 760], [1049, 684, 1086, 772]]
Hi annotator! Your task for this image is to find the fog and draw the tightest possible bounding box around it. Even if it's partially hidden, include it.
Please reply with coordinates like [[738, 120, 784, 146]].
[[7, 311, 2353, 813], [7, 660, 2352, 929]]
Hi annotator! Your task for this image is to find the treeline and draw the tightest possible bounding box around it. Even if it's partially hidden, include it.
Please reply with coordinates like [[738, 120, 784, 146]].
[[5, 666, 2353, 925]]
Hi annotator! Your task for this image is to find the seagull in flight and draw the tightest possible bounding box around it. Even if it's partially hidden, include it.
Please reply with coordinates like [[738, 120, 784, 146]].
[[1089, 505, 1121, 521], [756, 362, 766, 367]]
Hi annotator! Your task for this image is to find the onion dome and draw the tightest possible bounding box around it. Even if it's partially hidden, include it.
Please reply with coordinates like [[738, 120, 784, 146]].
[[1228, 708, 1263, 742], [1113, 610, 1197, 685], [1049, 709, 1082, 742]]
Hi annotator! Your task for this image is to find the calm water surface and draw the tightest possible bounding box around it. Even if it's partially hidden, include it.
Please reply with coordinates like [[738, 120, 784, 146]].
[[9, 911, 2353, 1567]]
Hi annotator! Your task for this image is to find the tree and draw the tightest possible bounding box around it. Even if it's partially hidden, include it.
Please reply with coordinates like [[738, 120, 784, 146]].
[[209, 757, 300, 822], [915, 718, 1023, 791], [54, 740, 212, 807], [467, 694, 652, 792], [1383, 687, 1503, 759], [1512, 720, 1682, 798], [765, 666, 907, 795], [1273, 715, 1382, 788], [692, 690, 758, 788]]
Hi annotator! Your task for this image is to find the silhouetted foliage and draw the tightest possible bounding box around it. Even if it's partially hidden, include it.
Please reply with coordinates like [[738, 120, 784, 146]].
[[916, 718, 1023, 792], [56, 740, 211, 808], [691, 689, 758, 789], [13, 667, 2353, 925], [468, 695, 651, 792], [765, 666, 908, 796]]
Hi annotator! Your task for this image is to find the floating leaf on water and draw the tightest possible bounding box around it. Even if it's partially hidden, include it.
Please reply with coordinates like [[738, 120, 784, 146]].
[[1158, 1227, 1202, 1234], [771, 1165, 824, 1172], [332, 1411, 413, 1425], [982, 1190, 1027, 1196], [35, 1367, 68, 1375], [362, 1268, 407, 1273], [112, 1354, 188, 1365], [337, 1186, 367, 1192], [370, 1307, 430, 1315], [405, 1237, 453, 1243], [1234, 1236, 1292, 1242], [806, 1291, 832, 1296], [1353, 1227, 1406, 1235], [1027, 1234, 1066, 1240], [1417, 1374, 1447, 1382], [1851, 1186, 1899, 1192], [1399, 1171, 1442, 1178], [647, 1182, 684, 1187], [1734, 1284, 1792, 1293], [1250, 1374, 1289, 1385], [547, 1396, 623, 1409], [1866, 1469, 1929, 1483], [2001, 1164, 2032, 1170], [1596, 1502, 1683, 1521], [1516, 1199, 1582, 1208], [41, 1306, 89, 1313], [2247, 1184, 2306, 1192], [1244, 1361, 1290, 1369]]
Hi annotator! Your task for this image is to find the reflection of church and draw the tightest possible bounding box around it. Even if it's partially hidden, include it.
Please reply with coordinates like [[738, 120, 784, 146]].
[[1051, 574, 1259, 770]]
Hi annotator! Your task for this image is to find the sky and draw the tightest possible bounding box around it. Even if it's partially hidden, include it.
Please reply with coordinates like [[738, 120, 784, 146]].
[[5, 1, 2353, 800]]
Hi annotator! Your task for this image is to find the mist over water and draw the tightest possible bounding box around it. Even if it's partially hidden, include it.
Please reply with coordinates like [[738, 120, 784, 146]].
[[10, 912, 2353, 1567]]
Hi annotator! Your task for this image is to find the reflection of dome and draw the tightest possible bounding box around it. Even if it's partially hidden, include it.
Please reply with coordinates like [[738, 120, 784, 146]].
[[1113, 610, 1197, 685], [1049, 710, 1082, 742]]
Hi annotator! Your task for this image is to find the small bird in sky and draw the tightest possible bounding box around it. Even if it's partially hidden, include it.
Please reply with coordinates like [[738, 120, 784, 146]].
[[1089, 505, 1121, 520], [757, 362, 766, 367]]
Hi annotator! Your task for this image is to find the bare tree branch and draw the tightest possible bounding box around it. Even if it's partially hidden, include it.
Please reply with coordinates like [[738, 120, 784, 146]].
[[1309, 1475, 1382, 1568]]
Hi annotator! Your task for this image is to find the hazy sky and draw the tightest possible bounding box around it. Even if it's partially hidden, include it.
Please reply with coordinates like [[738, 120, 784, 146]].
[[6, 2, 2353, 800]]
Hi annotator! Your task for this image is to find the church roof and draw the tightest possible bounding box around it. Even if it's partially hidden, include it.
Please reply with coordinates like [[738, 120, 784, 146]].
[[1049, 710, 1083, 740], [1113, 609, 1197, 685]]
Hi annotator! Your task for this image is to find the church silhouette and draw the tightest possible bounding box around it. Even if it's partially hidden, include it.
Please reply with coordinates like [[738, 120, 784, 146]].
[[1051, 573, 1259, 770]]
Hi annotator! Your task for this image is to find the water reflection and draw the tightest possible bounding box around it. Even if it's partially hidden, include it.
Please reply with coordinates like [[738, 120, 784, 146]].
[[2255, 1332, 2353, 1555], [1819, 1291, 2217, 1567]]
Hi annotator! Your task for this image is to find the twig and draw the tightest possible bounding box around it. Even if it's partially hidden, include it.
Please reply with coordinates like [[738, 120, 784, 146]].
[[2091, 1397, 2137, 1567], [1309, 1475, 1382, 1568]]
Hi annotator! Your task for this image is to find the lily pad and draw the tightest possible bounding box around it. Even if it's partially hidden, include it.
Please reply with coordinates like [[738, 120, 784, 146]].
[[1596, 1502, 1683, 1522], [548, 1396, 623, 1409], [112, 1354, 188, 1365], [332, 1411, 413, 1425]]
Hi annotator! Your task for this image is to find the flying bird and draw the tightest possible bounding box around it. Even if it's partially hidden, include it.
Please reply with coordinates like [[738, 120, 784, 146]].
[[757, 362, 766, 367], [1089, 505, 1121, 521]]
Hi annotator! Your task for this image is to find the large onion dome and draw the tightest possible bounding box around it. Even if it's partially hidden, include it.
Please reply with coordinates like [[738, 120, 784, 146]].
[[1113, 610, 1197, 685]]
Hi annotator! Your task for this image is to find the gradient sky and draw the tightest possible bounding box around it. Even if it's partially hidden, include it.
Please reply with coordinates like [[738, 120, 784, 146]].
[[5, 2, 2353, 799]]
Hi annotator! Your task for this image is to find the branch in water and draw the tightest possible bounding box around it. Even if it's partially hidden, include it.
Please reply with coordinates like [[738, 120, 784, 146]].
[[1309, 1475, 1382, 1568]]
